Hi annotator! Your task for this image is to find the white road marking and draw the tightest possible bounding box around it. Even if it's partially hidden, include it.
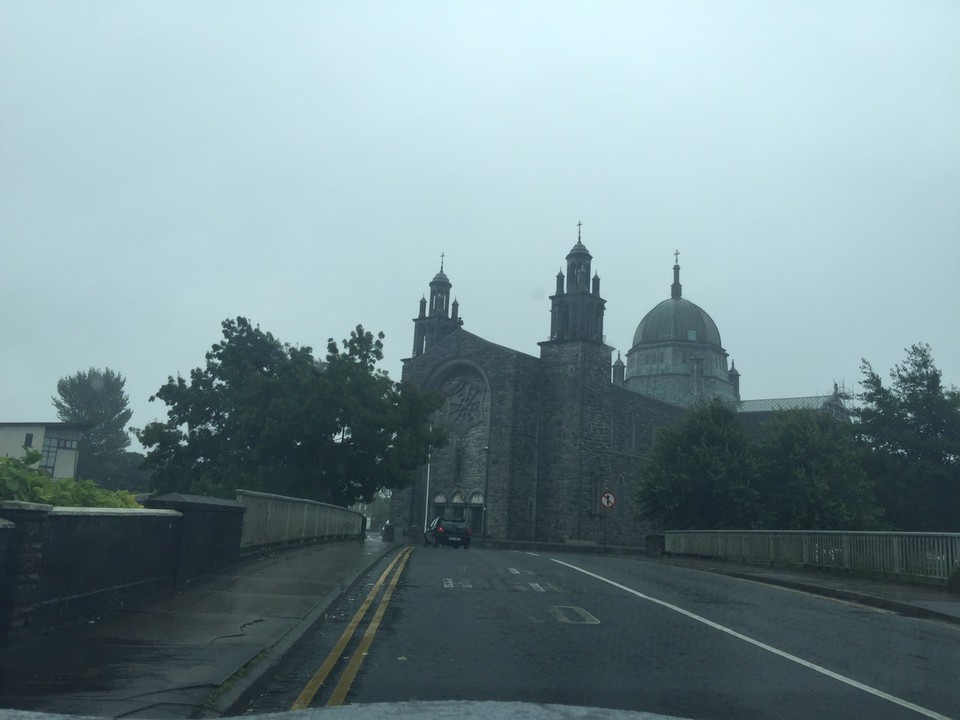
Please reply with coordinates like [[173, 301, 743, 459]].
[[526, 552, 540, 557], [529, 582, 545, 592], [460, 580, 473, 588], [548, 605, 600, 624], [442, 578, 454, 588], [509, 567, 521, 574], [552, 559, 952, 720], [545, 582, 561, 592]]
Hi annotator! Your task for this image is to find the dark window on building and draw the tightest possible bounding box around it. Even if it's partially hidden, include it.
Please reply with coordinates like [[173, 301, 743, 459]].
[[24, 432, 33, 448]]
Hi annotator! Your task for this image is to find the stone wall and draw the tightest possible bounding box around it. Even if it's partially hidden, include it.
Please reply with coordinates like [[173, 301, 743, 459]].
[[0, 502, 181, 640], [146, 493, 246, 582], [399, 329, 543, 541], [395, 326, 689, 547], [0, 490, 361, 641], [534, 338, 684, 546], [595, 386, 685, 545], [536, 339, 611, 542]]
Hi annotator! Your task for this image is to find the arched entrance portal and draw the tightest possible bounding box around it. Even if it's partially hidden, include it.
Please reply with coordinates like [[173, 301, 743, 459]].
[[423, 364, 491, 535]]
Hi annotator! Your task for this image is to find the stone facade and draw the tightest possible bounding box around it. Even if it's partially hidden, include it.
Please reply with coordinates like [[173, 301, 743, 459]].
[[393, 238, 699, 547], [392, 241, 847, 545]]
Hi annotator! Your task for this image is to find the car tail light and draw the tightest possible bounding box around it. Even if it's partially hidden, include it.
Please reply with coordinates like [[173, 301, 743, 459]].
[[437, 526, 444, 533]]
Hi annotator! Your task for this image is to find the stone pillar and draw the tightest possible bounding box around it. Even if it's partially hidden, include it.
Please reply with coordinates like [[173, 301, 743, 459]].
[[0, 501, 54, 642]]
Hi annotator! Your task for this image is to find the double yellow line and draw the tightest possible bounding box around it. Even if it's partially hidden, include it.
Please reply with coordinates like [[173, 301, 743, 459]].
[[291, 545, 414, 709]]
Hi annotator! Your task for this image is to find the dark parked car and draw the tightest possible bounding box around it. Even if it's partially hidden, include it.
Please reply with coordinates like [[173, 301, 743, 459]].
[[424, 516, 472, 548]]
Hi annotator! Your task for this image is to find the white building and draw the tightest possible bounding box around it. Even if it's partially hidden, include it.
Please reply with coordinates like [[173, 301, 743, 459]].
[[0, 422, 86, 478]]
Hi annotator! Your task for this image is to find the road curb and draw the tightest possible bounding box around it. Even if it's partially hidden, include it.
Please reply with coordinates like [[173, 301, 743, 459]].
[[205, 541, 405, 716]]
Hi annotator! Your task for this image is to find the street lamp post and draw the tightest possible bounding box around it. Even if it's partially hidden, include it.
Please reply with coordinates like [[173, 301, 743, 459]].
[[482, 446, 490, 546], [423, 440, 432, 535]]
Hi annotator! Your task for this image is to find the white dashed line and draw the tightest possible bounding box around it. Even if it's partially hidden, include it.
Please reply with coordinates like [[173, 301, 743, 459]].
[[442, 578, 454, 588], [529, 582, 545, 592], [508, 568, 520, 575]]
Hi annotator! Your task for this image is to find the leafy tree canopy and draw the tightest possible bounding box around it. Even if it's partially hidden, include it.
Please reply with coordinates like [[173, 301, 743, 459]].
[[637, 397, 761, 530], [637, 399, 882, 531], [756, 409, 880, 530], [856, 343, 960, 530], [52, 367, 133, 482], [136, 317, 444, 505]]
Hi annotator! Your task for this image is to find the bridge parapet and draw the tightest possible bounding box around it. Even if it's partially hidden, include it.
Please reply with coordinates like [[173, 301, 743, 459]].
[[237, 489, 364, 551], [0, 492, 363, 640], [0, 502, 182, 640], [665, 530, 960, 584]]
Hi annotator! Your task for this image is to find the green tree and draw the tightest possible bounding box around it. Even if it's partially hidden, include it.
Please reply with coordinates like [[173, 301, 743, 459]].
[[136, 317, 444, 505], [755, 410, 880, 530], [52, 367, 133, 482], [637, 397, 761, 529], [856, 343, 960, 530]]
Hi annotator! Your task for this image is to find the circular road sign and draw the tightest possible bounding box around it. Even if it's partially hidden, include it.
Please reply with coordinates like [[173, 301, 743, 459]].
[[600, 491, 616, 509]]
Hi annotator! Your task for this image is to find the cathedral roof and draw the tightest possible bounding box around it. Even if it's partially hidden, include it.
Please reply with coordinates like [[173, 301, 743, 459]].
[[632, 296, 723, 348], [631, 262, 723, 349], [737, 396, 837, 413]]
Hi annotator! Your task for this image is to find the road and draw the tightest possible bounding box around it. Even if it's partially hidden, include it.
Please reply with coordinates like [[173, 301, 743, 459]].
[[244, 545, 960, 720]]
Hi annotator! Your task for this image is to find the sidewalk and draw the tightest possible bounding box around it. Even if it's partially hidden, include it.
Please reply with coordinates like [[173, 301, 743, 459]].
[[653, 554, 960, 625], [0, 537, 400, 719]]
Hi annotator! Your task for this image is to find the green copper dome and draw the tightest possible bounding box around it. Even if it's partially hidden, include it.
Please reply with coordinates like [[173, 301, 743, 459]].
[[631, 262, 723, 349], [632, 296, 722, 348]]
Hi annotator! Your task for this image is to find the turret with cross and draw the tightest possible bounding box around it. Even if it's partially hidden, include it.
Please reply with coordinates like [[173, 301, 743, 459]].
[[544, 221, 607, 344]]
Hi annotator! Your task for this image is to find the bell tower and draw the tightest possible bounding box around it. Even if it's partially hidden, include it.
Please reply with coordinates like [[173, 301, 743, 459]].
[[537, 224, 614, 542], [412, 255, 462, 358], [546, 223, 606, 343]]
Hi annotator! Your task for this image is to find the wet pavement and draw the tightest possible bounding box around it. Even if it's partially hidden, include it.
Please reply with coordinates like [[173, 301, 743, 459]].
[[0, 537, 399, 719], [0, 538, 958, 718]]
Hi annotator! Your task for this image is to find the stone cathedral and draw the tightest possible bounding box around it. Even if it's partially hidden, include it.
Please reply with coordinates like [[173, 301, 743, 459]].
[[391, 233, 845, 546]]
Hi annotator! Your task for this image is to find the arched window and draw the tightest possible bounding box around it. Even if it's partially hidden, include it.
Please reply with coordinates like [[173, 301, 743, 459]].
[[451, 491, 465, 505], [469, 491, 484, 505], [433, 492, 447, 504]]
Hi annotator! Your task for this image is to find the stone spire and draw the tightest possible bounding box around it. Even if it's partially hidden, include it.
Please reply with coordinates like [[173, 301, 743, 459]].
[[671, 250, 682, 299]]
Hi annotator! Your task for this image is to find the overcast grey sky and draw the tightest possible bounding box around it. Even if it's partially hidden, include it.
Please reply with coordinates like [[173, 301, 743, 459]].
[[2, 1, 958, 445]]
